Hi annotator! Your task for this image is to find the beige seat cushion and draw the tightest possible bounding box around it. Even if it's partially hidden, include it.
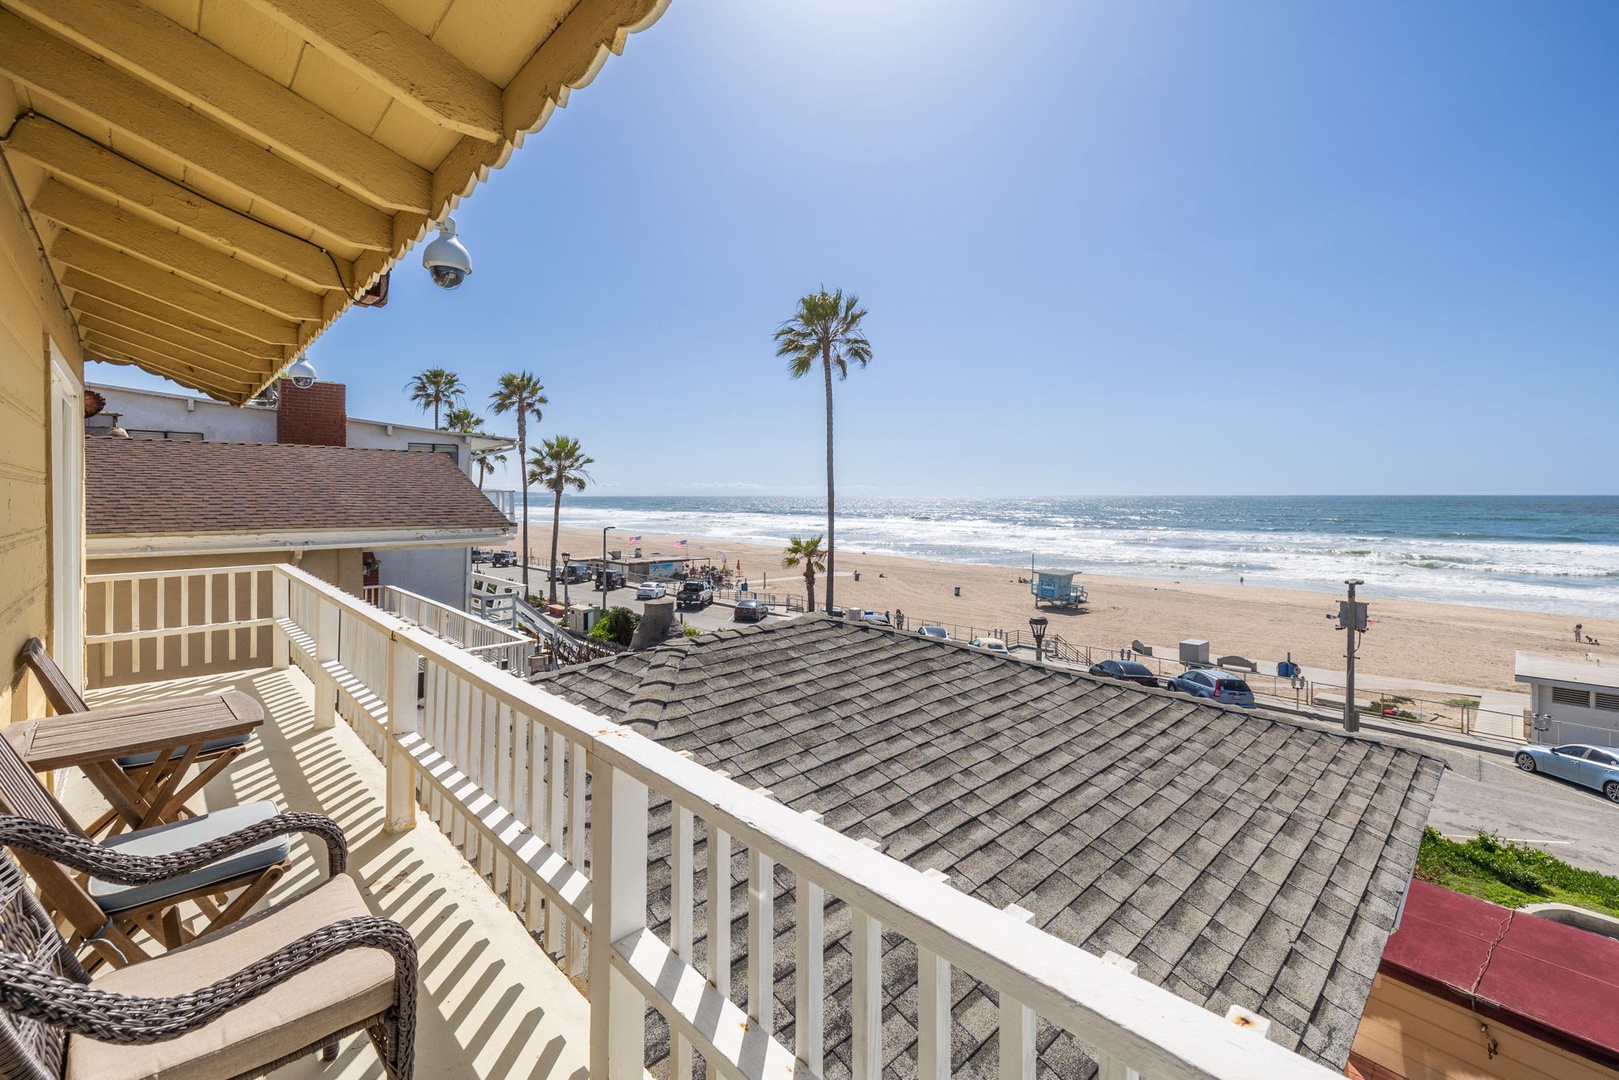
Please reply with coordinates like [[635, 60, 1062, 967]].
[[66, 874, 398, 1080]]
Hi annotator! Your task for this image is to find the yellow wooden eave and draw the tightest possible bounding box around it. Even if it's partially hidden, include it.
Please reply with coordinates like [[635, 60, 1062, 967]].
[[0, 0, 668, 404]]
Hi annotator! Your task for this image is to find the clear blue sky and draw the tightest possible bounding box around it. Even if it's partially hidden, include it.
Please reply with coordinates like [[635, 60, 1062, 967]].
[[93, 0, 1619, 496]]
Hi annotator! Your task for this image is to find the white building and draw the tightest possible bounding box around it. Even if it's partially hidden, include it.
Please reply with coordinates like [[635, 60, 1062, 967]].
[[90, 379, 516, 608], [1516, 651, 1619, 747]]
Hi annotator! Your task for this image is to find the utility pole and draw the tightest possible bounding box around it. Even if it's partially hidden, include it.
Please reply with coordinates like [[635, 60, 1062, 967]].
[[1339, 579, 1367, 732]]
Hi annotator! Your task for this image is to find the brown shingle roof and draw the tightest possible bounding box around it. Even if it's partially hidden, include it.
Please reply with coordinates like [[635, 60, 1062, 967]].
[[86, 438, 512, 536]]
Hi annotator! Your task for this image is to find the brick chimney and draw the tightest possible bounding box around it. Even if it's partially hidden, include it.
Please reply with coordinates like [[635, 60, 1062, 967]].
[[276, 379, 347, 446]]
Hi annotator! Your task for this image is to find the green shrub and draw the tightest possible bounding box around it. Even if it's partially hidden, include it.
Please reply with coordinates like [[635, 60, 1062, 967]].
[[590, 606, 639, 646], [1416, 828, 1619, 917]]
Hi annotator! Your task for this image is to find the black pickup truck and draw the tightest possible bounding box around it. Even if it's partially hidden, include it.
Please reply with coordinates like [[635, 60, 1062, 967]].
[[676, 580, 714, 608]]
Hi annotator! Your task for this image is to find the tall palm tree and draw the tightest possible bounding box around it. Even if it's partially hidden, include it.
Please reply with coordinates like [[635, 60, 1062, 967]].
[[530, 436, 594, 604], [489, 372, 548, 594], [406, 368, 466, 429], [782, 535, 828, 615], [773, 288, 871, 613]]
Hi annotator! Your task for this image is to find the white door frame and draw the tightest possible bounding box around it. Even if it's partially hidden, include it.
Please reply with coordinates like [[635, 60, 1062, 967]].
[[49, 346, 84, 692]]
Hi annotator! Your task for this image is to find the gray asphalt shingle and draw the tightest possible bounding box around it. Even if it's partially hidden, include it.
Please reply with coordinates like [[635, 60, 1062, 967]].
[[537, 615, 1444, 1077]]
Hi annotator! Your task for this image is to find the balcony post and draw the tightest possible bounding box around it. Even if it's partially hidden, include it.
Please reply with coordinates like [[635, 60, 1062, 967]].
[[312, 597, 339, 729], [269, 570, 289, 670], [384, 634, 419, 833], [589, 759, 649, 1080], [1095, 952, 1143, 1080]]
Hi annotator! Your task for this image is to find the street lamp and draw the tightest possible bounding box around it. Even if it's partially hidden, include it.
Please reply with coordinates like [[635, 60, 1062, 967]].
[[601, 527, 614, 613], [1338, 579, 1368, 733], [1029, 614, 1049, 663], [561, 551, 570, 609]]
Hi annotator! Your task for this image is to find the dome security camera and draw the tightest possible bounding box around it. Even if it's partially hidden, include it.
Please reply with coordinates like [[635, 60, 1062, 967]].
[[286, 356, 317, 389], [422, 217, 472, 290]]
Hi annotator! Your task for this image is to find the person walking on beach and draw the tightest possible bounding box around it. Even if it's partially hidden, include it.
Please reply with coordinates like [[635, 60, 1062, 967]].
[[1575, 623, 1583, 642]]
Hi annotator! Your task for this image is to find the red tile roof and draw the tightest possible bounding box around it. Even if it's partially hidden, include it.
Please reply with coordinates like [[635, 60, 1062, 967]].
[[1382, 880, 1619, 1065], [87, 438, 513, 536]]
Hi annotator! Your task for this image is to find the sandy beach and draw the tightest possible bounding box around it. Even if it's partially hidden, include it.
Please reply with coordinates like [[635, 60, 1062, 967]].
[[507, 525, 1618, 694]]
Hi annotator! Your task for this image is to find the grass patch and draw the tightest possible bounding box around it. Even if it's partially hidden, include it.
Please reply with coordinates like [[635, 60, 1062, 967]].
[[1415, 828, 1619, 918]]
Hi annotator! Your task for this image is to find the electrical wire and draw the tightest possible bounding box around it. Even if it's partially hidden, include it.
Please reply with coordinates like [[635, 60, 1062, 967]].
[[0, 110, 357, 300]]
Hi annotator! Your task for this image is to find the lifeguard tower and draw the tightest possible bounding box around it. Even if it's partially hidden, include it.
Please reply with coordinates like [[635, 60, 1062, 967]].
[[1031, 569, 1088, 609]]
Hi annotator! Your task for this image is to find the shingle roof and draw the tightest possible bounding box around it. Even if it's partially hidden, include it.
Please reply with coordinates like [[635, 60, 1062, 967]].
[[538, 615, 1445, 1076], [86, 438, 512, 536]]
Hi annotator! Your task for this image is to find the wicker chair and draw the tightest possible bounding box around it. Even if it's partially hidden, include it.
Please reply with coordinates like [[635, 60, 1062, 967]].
[[0, 731, 339, 968], [0, 823, 416, 1079], [20, 638, 252, 838]]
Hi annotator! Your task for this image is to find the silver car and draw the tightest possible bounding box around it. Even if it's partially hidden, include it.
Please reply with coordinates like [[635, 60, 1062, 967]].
[[1515, 743, 1619, 803]]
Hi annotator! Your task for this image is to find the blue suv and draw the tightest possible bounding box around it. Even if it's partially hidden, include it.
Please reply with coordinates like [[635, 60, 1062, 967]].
[[1168, 668, 1257, 708]]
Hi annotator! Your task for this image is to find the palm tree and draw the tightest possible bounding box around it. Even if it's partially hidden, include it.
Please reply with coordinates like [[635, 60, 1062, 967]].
[[443, 407, 503, 490], [489, 372, 548, 594], [406, 368, 466, 429], [529, 436, 594, 604], [773, 288, 871, 613], [782, 535, 828, 615]]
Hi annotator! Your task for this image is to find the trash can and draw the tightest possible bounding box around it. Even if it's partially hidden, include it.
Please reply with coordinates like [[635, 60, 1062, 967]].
[[953, 586, 961, 597], [853, 571, 861, 581]]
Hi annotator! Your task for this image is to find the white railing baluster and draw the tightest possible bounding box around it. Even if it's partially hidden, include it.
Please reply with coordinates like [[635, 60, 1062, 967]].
[[129, 578, 141, 674], [178, 574, 190, 669], [312, 596, 338, 730], [1094, 953, 1142, 1080], [851, 895, 883, 1080], [588, 760, 649, 1080], [795, 810, 825, 1077], [271, 571, 288, 670], [546, 728, 566, 956], [999, 904, 1037, 1080], [385, 633, 418, 833], [671, 801, 695, 1080], [247, 569, 260, 659], [918, 868, 953, 1080], [226, 570, 239, 662], [100, 580, 113, 678], [748, 846, 775, 1031], [705, 819, 731, 1080], [153, 574, 165, 672], [567, 740, 586, 975]]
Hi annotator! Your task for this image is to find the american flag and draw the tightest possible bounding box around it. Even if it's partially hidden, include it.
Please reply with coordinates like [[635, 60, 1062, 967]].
[[629, 536, 642, 544], [675, 539, 687, 548]]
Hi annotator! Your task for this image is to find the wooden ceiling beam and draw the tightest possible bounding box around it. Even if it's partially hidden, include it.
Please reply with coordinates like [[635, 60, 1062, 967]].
[[84, 333, 260, 400], [7, 0, 431, 213], [74, 295, 281, 371], [52, 234, 301, 346], [34, 180, 324, 323], [77, 313, 266, 378], [63, 272, 289, 361], [0, 9, 393, 251], [4, 117, 354, 293], [237, 0, 504, 143]]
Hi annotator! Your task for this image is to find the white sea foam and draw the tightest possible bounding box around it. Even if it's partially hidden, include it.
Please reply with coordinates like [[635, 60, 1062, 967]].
[[543, 497, 1619, 618]]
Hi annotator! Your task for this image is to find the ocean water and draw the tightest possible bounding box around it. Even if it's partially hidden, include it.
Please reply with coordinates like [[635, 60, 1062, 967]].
[[544, 496, 1619, 618]]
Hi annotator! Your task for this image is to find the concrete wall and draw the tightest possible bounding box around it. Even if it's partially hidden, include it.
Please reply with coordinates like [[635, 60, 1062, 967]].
[[94, 385, 275, 442], [0, 83, 83, 726], [85, 550, 361, 688], [1528, 681, 1619, 745], [1352, 971, 1619, 1080]]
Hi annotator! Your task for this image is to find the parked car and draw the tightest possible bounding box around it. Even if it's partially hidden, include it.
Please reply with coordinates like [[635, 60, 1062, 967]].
[[917, 625, 950, 641], [636, 581, 666, 600], [471, 548, 494, 565], [734, 598, 768, 622], [969, 637, 1011, 657], [488, 550, 516, 568], [677, 580, 714, 608], [1514, 743, 1619, 802], [1166, 668, 1256, 708], [1089, 659, 1159, 687]]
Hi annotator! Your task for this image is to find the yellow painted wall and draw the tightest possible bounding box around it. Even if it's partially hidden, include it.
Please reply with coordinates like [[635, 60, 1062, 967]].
[[1353, 972, 1619, 1080], [0, 82, 83, 726], [84, 549, 362, 687]]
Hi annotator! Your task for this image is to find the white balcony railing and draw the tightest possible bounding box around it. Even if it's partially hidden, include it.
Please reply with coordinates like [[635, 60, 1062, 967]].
[[88, 562, 1343, 1080], [366, 583, 531, 674]]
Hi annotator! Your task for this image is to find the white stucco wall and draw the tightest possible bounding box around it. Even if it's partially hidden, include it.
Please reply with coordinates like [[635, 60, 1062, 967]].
[[95, 385, 276, 441]]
